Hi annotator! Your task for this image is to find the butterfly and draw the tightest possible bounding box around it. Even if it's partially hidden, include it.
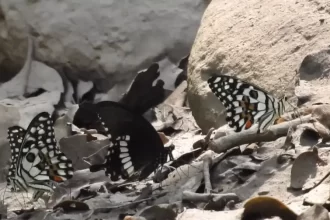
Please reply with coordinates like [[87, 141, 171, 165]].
[[6, 112, 74, 200], [73, 101, 174, 182], [207, 74, 286, 133], [7, 126, 25, 192], [7, 125, 54, 200]]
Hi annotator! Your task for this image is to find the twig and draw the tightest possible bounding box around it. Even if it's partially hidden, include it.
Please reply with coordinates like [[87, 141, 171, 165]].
[[311, 120, 330, 143], [129, 184, 152, 209], [209, 115, 312, 153], [182, 191, 239, 210], [123, 216, 146, 220], [281, 125, 296, 151], [203, 157, 212, 194], [93, 191, 167, 214], [164, 80, 187, 107], [193, 127, 215, 150]]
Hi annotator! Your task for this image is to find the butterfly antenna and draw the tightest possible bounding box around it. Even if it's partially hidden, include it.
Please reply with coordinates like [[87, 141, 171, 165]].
[[284, 96, 302, 125], [166, 164, 189, 182], [175, 165, 190, 179], [281, 72, 302, 124], [166, 161, 203, 187], [83, 142, 112, 165]]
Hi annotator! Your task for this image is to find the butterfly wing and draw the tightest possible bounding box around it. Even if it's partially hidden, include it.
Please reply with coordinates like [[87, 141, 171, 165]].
[[138, 145, 174, 181], [7, 126, 26, 190], [208, 75, 285, 133], [100, 119, 172, 182], [7, 125, 50, 200], [72, 102, 110, 137], [78, 101, 171, 181], [15, 112, 74, 193], [104, 135, 135, 181]]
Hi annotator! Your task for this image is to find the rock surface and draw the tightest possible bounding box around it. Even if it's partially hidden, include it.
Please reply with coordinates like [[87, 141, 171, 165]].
[[0, 0, 208, 91], [27, 61, 64, 94], [188, 0, 330, 133], [4, 1, 330, 219], [295, 48, 330, 106], [177, 208, 242, 220], [0, 35, 33, 99]]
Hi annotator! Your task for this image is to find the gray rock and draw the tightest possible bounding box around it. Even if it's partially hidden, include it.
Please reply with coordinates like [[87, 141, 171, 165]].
[[296, 49, 330, 106], [27, 61, 64, 94], [0, 35, 32, 99], [297, 205, 330, 220], [187, 0, 330, 133], [0, 0, 208, 92]]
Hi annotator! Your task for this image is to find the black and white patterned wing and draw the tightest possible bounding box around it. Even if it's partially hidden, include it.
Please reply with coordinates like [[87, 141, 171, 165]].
[[88, 134, 137, 181], [15, 112, 74, 192], [104, 135, 135, 181], [84, 101, 173, 182], [7, 126, 26, 189], [208, 75, 285, 133], [96, 129, 172, 182]]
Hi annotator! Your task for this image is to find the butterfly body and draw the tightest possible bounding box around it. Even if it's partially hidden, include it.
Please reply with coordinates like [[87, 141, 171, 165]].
[[207, 75, 285, 133], [74, 101, 174, 182], [7, 112, 74, 200]]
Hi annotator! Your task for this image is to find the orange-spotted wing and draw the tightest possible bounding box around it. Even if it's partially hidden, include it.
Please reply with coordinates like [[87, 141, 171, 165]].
[[7, 126, 25, 191], [207, 75, 285, 133], [7, 112, 74, 200]]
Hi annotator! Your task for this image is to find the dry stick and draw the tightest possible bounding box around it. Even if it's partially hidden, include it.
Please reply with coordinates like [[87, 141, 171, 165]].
[[311, 120, 330, 144], [129, 184, 152, 209], [170, 147, 240, 187], [281, 125, 296, 151], [182, 191, 238, 203], [203, 157, 212, 194], [93, 191, 168, 214], [193, 127, 215, 150], [209, 115, 312, 153], [180, 150, 240, 208], [164, 80, 187, 107], [205, 128, 215, 143], [182, 191, 239, 209]]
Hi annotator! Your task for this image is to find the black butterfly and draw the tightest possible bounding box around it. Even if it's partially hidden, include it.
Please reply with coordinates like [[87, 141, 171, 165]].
[[73, 101, 174, 181], [7, 112, 74, 200], [208, 75, 285, 133]]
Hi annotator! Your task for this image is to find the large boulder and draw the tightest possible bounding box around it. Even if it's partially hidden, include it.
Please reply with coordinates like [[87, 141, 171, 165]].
[[188, 0, 330, 133], [0, 0, 208, 91]]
